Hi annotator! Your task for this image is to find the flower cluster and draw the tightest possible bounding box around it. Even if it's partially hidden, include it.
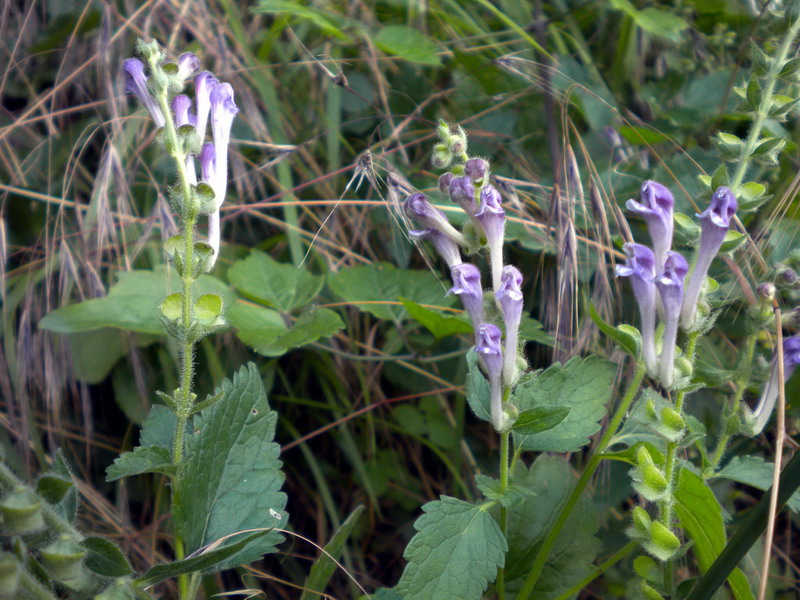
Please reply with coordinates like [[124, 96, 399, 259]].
[[122, 40, 238, 264], [617, 182, 737, 387], [403, 122, 523, 432]]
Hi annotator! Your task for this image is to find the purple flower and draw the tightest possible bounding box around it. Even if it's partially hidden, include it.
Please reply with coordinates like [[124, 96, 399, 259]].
[[122, 58, 165, 128], [198, 142, 220, 254], [209, 82, 238, 211], [409, 228, 462, 268], [448, 263, 484, 330], [626, 181, 674, 270], [194, 71, 218, 140], [476, 323, 504, 431], [497, 265, 523, 384], [748, 335, 800, 435], [404, 193, 467, 247], [448, 176, 478, 215], [176, 52, 200, 81], [616, 243, 658, 377], [680, 187, 738, 330], [654, 251, 689, 388], [438, 173, 454, 194], [476, 185, 506, 292], [171, 94, 197, 128], [465, 158, 489, 181]]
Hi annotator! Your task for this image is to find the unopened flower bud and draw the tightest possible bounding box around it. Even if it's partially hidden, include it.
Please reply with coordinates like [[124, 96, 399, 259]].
[[464, 158, 489, 182], [448, 176, 478, 215], [757, 282, 776, 300], [438, 173, 454, 193]]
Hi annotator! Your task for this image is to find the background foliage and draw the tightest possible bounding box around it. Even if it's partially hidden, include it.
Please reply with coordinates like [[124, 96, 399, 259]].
[[3, 0, 800, 597]]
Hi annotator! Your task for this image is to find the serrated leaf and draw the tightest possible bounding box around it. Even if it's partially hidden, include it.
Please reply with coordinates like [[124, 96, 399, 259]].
[[394, 497, 506, 600], [174, 364, 287, 571], [512, 406, 571, 435], [329, 262, 454, 322], [400, 298, 472, 338], [228, 250, 324, 312], [83, 537, 133, 577], [465, 349, 491, 422], [714, 456, 800, 512], [374, 25, 441, 66], [675, 468, 754, 600], [36, 475, 73, 505], [589, 302, 639, 356], [301, 505, 365, 600], [39, 269, 233, 335], [105, 446, 175, 482], [230, 303, 344, 357], [505, 456, 600, 598], [134, 530, 275, 588], [512, 355, 616, 452]]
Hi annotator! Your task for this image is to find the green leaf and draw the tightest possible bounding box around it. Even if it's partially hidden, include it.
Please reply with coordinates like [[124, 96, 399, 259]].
[[465, 350, 491, 422], [228, 249, 324, 312], [39, 269, 233, 335], [512, 406, 571, 435], [195, 294, 223, 320], [374, 25, 441, 66], [230, 303, 344, 357], [134, 530, 275, 588], [609, 0, 688, 42], [300, 505, 365, 600], [105, 446, 175, 482], [160, 293, 182, 320], [394, 497, 506, 600], [505, 455, 600, 598], [512, 355, 616, 452], [618, 125, 669, 146], [50, 450, 78, 523], [475, 474, 534, 508], [714, 456, 800, 512], [83, 537, 133, 577], [518, 317, 554, 345], [139, 405, 176, 450], [36, 475, 73, 505], [251, 0, 349, 40], [589, 302, 639, 357], [400, 298, 472, 338], [329, 263, 454, 322], [175, 364, 287, 571], [66, 329, 127, 384], [675, 468, 754, 600]]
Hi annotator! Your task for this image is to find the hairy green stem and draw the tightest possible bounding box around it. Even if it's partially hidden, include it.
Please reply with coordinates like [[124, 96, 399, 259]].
[[730, 13, 800, 192], [497, 429, 510, 600], [658, 332, 698, 595], [156, 89, 198, 600], [515, 362, 646, 600], [710, 334, 756, 470]]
